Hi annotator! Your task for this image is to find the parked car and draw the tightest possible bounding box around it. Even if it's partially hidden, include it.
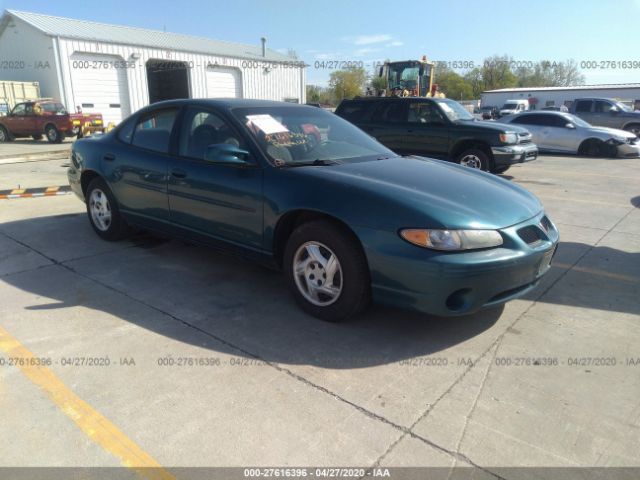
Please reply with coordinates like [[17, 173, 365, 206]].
[[335, 97, 538, 174], [499, 99, 529, 117], [481, 106, 498, 120], [500, 111, 640, 157], [0, 100, 103, 143], [68, 99, 558, 322], [569, 98, 640, 136]]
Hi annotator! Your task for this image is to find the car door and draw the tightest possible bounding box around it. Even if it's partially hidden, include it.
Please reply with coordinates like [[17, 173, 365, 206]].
[[101, 108, 178, 223], [360, 100, 408, 153], [536, 113, 574, 151], [592, 100, 619, 128], [402, 100, 450, 158], [511, 114, 546, 148], [167, 106, 263, 249], [6, 103, 28, 134]]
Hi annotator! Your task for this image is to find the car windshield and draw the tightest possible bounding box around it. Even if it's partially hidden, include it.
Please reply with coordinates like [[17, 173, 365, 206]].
[[502, 103, 518, 109], [232, 106, 395, 166], [433, 99, 474, 121], [481, 106, 494, 111], [40, 102, 67, 114]]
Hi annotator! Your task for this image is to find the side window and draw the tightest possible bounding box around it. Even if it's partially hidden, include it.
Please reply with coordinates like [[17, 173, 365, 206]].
[[11, 103, 26, 116], [179, 107, 245, 161], [117, 116, 137, 144], [512, 114, 537, 125], [574, 100, 592, 113], [338, 102, 369, 122], [594, 101, 613, 113], [131, 109, 178, 154], [25, 104, 34, 115], [371, 101, 406, 123], [408, 102, 445, 124]]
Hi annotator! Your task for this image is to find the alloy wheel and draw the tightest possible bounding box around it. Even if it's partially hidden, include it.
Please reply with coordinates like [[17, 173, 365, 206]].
[[293, 241, 343, 306], [459, 154, 482, 169], [89, 189, 112, 232]]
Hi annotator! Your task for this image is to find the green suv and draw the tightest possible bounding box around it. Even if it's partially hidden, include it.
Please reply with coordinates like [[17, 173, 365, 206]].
[[335, 97, 538, 173]]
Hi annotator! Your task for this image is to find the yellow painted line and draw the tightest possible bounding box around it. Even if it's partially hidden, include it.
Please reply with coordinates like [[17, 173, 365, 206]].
[[10, 189, 26, 195], [0, 325, 176, 480], [45, 186, 60, 193], [554, 262, 639, 283]]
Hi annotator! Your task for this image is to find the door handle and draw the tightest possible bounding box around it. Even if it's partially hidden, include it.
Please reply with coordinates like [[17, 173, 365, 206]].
[[171, 168, 187, 179], [103, 153, 115, 161]]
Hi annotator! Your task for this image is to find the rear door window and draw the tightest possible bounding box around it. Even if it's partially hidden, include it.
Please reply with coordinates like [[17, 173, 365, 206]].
[[371, 101, 407, 124], [337, 101, 370, 123]]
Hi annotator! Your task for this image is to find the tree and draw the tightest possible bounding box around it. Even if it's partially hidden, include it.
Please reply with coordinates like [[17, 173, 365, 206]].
[[328, 67, 367, 103], [306, 85, 333, 105], [515, 59, 585, 88], [435, 66, 474, 100]]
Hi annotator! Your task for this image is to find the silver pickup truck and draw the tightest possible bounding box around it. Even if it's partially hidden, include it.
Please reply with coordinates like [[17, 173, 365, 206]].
[[569, 98, 640, 136]]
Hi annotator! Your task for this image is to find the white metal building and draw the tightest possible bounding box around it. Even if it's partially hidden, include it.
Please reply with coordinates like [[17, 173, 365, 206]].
[[481, 84, 640, 111], [0, 10, 306, 125]]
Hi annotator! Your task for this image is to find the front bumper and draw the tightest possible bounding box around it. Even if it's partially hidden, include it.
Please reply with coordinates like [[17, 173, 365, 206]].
[[355, 212, 559, 317], [616, 142, 640, 158], [492, 143, 538, 166]]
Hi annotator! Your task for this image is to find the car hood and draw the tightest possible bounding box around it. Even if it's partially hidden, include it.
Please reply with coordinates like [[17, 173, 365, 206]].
[[458, 119, 529, 133], [296, 156, 543, 230], [587, 126, 636, 139]]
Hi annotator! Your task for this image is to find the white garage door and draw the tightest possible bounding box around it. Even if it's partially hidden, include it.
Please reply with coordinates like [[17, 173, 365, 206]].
[[69, 53, 131, 126], [206, 67, 242, 98]]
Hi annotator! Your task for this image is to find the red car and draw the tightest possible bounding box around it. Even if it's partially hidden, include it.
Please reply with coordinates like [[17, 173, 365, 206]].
[[0, 100, 104, 143]]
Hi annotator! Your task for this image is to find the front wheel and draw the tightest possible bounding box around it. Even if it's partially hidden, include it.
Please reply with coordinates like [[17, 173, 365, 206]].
[[85, 178, 130, 241], [456, 148, 493, 172], [284, 220, 370, 322]]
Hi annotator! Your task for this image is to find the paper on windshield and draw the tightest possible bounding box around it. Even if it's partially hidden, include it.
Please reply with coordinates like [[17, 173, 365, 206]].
[[246, 114, 289, 135]]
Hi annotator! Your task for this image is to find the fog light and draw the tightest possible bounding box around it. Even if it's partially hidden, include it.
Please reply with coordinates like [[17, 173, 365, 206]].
[[446, 288, 472, 312]]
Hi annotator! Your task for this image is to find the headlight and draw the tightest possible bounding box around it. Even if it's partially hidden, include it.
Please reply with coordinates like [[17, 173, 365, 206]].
[[400, 229, 503, 251], [499, 132, 518, 144], [607, 136, 626, 145]]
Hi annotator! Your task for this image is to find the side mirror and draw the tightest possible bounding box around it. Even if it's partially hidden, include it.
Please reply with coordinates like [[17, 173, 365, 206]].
[[610, 107, 620, 114], [205, 143, 250, 164], [565, 123, 576, 129]]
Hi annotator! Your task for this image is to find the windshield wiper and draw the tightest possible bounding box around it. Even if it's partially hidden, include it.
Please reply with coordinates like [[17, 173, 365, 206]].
[[280, 159, 342, 167]]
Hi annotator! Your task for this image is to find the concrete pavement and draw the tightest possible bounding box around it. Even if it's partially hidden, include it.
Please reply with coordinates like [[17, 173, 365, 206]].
[[0, 155, 638, 479]]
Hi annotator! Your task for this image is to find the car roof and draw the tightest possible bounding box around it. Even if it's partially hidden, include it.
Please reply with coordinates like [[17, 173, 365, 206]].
[[143, 98, 311, 110]]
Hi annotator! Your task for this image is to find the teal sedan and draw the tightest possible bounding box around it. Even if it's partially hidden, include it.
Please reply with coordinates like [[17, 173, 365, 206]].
[[68, 99, 559, 322]]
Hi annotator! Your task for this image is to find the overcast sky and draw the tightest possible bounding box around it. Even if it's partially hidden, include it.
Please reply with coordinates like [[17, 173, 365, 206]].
[[2, 0, 638, 86]]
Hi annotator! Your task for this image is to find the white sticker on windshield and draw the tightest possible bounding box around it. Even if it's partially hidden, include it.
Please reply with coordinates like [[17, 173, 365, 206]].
[[246, 114, 289, 135]]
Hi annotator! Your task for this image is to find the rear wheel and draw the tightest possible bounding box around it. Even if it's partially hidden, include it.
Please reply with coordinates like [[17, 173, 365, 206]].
[[45, 124, 64, 143], [0, 126, 10, 142], [85, 178, 130, 241], [284, 220, 370, 322], [456, 148, 493, 172]]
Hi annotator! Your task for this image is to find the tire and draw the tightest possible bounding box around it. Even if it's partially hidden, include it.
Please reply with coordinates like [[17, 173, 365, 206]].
[[579, 139, 616, 158], [623, 124, 640, 137], [0, 125, 10, 142], [85, 177, 130, 241], [284, 220, 371, 322], [456, 148, 493, 172], [32, 134, 43, 141], [45, 124, 64, 143]]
